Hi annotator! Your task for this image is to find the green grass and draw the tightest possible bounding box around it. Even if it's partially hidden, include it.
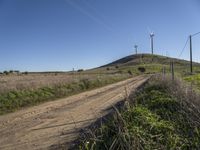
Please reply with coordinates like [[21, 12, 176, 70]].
[[94, 54, 200, 78], [184, 73, 200, 89], [78, 76, 200, 150], [0, 75, 130, 115]]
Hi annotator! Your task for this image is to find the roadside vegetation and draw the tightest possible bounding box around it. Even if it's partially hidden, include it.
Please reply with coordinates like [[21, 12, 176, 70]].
[[0, 74, 130, 115], [77, 75, 200, 149], [184, 74, 200, 90]]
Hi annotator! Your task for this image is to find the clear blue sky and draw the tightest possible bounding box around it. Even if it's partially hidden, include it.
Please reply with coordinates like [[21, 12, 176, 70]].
[[0, 0, 200, 72]]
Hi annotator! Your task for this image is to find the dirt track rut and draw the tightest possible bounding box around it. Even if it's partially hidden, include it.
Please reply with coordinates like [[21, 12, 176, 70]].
[[0, 75, 148, 150]]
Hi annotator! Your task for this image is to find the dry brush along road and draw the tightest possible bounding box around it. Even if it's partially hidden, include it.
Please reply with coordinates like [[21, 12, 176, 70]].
[[0, 75, 149, 150]]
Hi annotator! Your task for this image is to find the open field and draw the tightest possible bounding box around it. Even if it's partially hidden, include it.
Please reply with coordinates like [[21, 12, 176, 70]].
[[0, 75, 148, 150], [0, 73, 115, 93], [0, 72, 131, 115]]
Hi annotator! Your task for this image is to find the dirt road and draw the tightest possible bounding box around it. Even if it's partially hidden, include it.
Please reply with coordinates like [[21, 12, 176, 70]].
[[0, 75, 148, 150]]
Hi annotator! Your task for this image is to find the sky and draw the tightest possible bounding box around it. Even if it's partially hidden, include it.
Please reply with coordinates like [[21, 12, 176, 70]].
[[0, 0, 200, 72]]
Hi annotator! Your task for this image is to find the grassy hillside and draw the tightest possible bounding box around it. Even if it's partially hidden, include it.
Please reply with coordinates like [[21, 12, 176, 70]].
[[89, 54, 200, 76], [103, 54, 199, 67]]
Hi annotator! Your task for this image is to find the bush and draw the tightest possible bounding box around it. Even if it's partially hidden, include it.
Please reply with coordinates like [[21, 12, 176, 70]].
[[9, 70, 14, 73], [127, 70, 133, 75], [22, 71, 28, 75], [77, 69, 84, 72], [14, 70, 20, 73], [138, 67, 146, 73], [3, 71, 9, 75]]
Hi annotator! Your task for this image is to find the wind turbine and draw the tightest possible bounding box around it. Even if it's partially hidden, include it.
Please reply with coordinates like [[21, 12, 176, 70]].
[[150, 32, 155, 55], [147, 27, 155, 55], [134, 45, 138, 54]]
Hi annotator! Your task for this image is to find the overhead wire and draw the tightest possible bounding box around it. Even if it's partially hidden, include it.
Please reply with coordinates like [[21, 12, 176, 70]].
[[178, 37, 189, 58], [192, 31, 200, 37]]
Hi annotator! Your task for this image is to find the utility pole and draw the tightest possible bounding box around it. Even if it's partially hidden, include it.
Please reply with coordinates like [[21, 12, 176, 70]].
[[162, 66, 166, 78], [150, 33, 154, 54], [134, 45, 138, 54], [170, 60, 174, 80], [189, 35, 193, 74]]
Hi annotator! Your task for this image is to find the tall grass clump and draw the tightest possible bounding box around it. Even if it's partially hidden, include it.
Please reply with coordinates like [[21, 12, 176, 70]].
[[77, 75, 200, 150]]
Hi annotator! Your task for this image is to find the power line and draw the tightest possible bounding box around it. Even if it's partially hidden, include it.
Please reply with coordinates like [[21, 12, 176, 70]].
[[178, 37, 189, 58], [192, 31, 200, 37]]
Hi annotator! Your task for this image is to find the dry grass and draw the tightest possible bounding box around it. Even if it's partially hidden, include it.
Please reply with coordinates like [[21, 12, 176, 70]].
[[0, 73, 126, 94], [0, 72, 131, 115]]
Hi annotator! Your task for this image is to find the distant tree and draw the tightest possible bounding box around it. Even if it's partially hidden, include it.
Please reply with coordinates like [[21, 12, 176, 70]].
[[115, 65, 119, 69], [77, 69, 84, 72], [23, 71, 28, 75], [9, 70, 14, 73], [3, 71, 9, 75], [106, 67, 110, 71]]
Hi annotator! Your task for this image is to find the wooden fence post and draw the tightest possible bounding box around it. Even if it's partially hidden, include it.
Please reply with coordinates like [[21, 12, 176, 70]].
[[171, 61, 174, 80]]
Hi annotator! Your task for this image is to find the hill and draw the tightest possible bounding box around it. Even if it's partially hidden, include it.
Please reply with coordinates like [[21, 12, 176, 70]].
[[103, 54, 189, 66], [89, 54, 200, 76]]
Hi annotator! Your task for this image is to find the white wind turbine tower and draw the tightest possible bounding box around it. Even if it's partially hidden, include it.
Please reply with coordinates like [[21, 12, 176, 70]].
[[147, 27, 155, 55], [134, 45, 138, 54], [150, 32, 155, 55]]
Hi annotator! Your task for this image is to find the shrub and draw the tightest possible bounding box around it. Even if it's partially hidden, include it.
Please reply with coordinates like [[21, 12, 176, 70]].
[[77, 69, 84, 72], [138, 67, 146, 73], [127, 70, 133, 75], [9, 70, 14, 73], [24, 71, 28, 75], [3, 71, 9, 75]]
